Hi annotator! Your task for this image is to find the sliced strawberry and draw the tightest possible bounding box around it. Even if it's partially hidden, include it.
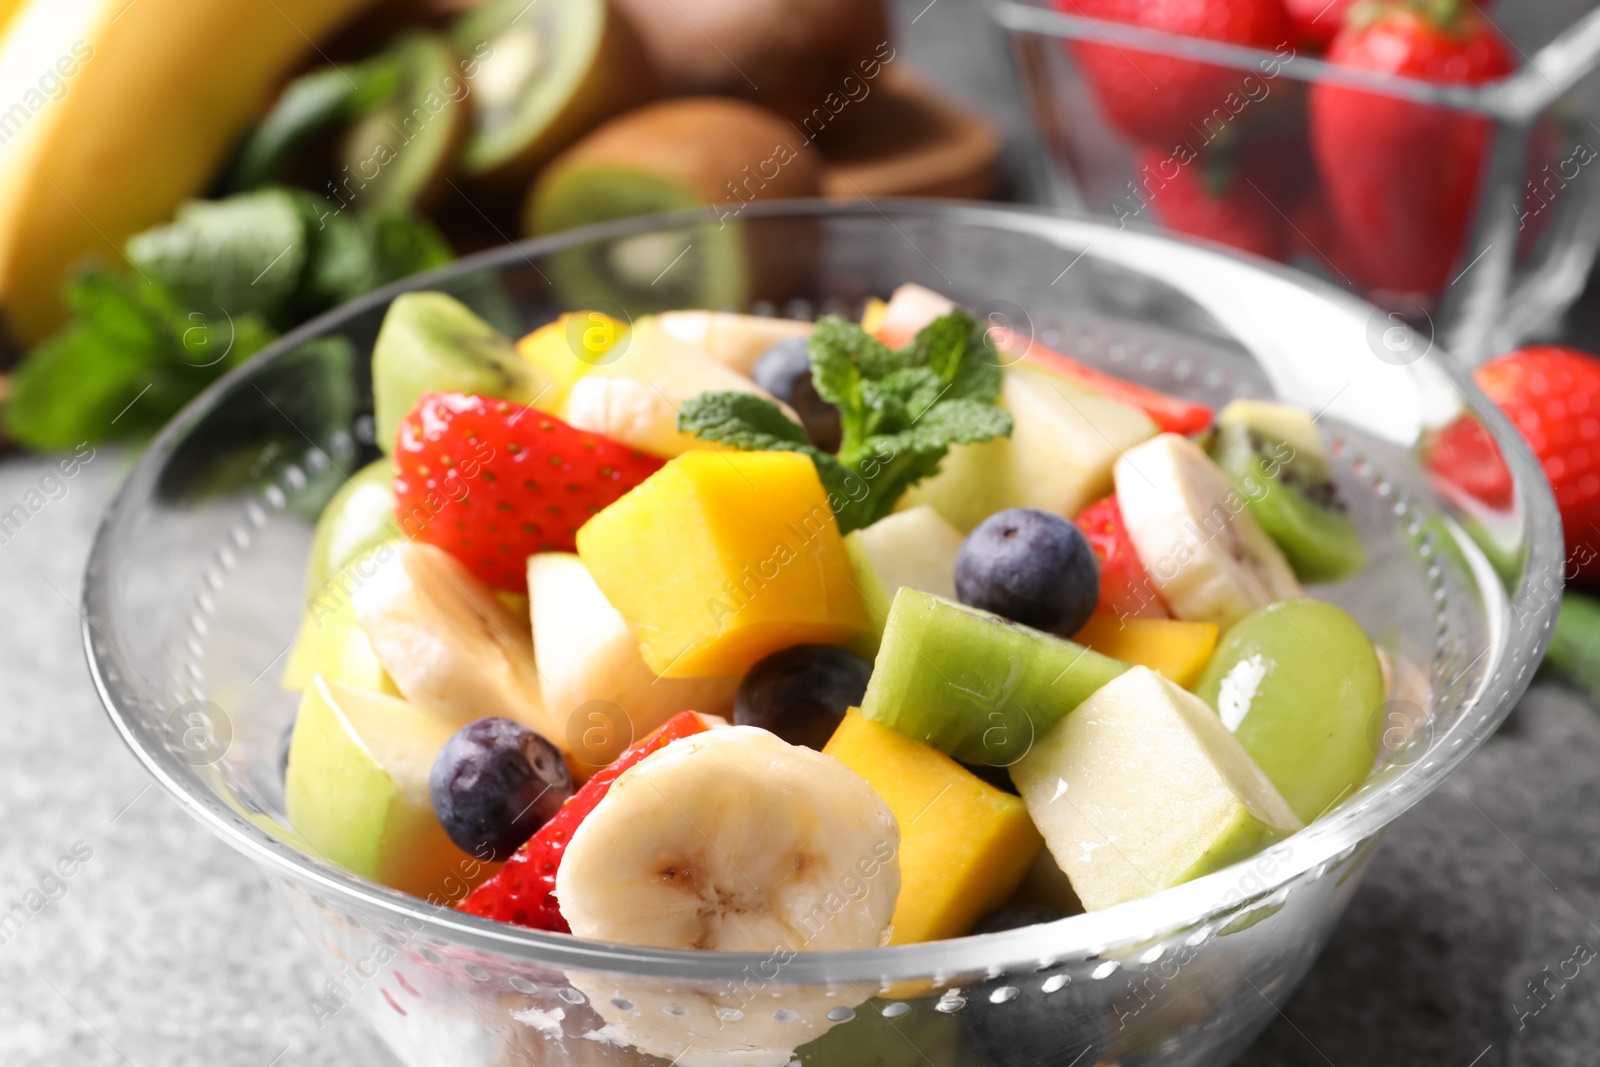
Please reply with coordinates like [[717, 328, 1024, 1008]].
[[1075, 495, 1171, 620], [393, 393, 663, 592], [459, 711, 716, 932], [1004, 335, 1214, 436], [1426, 413, 1514, 512], [870, 284, 1212, 435]]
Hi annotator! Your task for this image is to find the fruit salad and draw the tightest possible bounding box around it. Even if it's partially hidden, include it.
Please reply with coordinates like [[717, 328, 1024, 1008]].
[[282, 281, 1393, 964]]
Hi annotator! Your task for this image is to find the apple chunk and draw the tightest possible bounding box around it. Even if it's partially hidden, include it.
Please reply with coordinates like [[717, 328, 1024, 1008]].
[[1011, 666, 1300, 911], [843, 505, 964, 658], [528, 553, 737, 774], [900, 363, 1157, 531], [285, 677, 484, 900]]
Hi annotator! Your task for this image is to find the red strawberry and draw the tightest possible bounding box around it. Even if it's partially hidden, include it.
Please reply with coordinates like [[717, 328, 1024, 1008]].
[[1059, 0, 1291, 145], [393, 393, 662, 591], [1309, 1, 1512, 297], [459, 711, 715, 931], [1426, 412, 1513, 511], [1075, 495, 1172, 618], [1473, 346, 1600, 579], [1137, 145, 1286, 261], [1285, 0, 1357, 49]]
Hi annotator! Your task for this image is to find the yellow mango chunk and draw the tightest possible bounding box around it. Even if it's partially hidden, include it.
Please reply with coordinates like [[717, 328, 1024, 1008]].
[[1073, 614, 1218, 689], [517, 311, 629, 410], [576, 451, 866, 677], [824, 710, 1043, 944]]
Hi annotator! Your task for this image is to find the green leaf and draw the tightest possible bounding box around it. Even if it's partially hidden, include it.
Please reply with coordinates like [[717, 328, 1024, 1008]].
[[679, 303, 1015, 532], [125, 189, 309, 321], [222, 59, 402, 193], [6, 269, 275, 450], [677, 391, 809, 450]]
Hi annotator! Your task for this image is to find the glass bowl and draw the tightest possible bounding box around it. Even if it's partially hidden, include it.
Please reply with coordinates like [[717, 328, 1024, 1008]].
[[990, 0, 1600, 362], [84, 200, 1562, 1067]]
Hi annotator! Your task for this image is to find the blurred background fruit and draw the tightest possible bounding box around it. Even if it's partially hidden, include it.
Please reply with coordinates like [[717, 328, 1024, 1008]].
[[0, 0, 1000, 451]]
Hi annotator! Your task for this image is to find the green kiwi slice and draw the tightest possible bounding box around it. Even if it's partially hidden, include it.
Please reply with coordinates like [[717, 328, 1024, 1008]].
[[1209, 399, 1367, 584], [452, 0, 654, 184], [337, 33, 471, 213]]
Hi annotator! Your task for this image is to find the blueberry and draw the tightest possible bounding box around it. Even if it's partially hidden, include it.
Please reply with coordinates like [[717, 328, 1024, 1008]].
[[429, 717, 573, 861], [955, 508, 1099, 636], [734, 644, 872, 750], [750, 335, 842, 452]]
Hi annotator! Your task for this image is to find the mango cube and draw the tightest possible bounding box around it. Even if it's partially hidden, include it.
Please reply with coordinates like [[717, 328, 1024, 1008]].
[[824, 710, 1043, 943], [1072, 614, 1219, 689], [576, 451, 866, 677]]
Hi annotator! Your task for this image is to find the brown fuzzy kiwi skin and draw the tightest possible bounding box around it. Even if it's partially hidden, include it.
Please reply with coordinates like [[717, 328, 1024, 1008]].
[[529, 97, 824, 215], [526, 97, 824, 310], [466, 0, 661, 190], [612, 0, 891, 128]]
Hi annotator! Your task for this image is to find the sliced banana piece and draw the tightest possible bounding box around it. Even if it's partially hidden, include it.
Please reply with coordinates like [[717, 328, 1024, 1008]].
[[556, 726, 900, 1067], [353, 541, 554, 739], [1114, 433, 1302, 629], [656, 310, 811, 376]]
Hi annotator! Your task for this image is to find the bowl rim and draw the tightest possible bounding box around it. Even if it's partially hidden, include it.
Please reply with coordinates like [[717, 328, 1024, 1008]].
[[83, 198, 1564, 983], [988, 0, 1599, 119]]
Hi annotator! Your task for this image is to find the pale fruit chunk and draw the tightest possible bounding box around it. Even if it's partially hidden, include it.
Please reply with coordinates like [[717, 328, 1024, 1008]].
[[353, 541, 552, 737], [844, 504, 964, 658], [281, 556, 401, 696], [558, 316, 792, 457], [900, 363, 1158, 531], [656, 310, 811, 376], [528, 552, 736, 775], [286, 677, 484, 898], [1011, 666, 1300, 911], [1114, 433, 1302, 629], [557, 726, 898, 1066]]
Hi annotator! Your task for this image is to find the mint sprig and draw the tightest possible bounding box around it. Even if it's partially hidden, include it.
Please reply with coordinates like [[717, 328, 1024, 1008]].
[[678, 310, 1012, 532]]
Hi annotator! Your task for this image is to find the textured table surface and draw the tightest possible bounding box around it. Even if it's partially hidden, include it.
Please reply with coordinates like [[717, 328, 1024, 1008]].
[[6, 2, 1600, 1065]]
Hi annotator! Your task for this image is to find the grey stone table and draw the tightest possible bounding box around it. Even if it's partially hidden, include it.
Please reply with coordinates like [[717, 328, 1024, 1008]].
[[7, 2, 1600, 1065]]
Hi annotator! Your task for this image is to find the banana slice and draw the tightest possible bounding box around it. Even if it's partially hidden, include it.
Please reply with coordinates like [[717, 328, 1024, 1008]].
[[1114, 433, 1302, 629], [352, 541, 555, 739], [555, 726, 900, 1067]]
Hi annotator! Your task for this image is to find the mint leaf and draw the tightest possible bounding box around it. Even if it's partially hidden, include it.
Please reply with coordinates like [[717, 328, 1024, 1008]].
[[6, 269, 274, 449], [679, 304, 1014, 532], [678, 391, 809, 450], [125, 190, 308, 320], [222, 60, 401, 193]]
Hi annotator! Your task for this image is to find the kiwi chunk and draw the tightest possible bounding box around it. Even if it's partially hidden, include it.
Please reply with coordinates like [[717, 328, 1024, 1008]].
[[858, 588, 1127, 767], [370, 291, 549, 452], [452, 0, 654, 184], [1209, 399, 1367, 584]]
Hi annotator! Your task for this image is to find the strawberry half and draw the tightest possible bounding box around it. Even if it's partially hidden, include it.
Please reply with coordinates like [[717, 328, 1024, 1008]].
[[1426, 412, 1514, 512], [1473, 346, 1600, 580], [1075, 495, 1171, 619], [393, 393, 663, 591], [459, 711, 716, 932]]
